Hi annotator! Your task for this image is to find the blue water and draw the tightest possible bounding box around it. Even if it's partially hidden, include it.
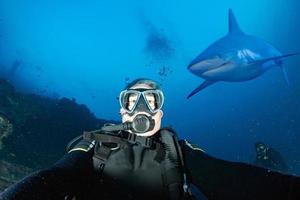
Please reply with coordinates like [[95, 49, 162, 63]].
[[0, 0, 299, 174]]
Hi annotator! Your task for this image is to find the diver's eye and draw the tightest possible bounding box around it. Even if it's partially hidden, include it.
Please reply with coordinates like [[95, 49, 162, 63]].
[[127, 94, 138, 110], [145, 94, 156, 110]]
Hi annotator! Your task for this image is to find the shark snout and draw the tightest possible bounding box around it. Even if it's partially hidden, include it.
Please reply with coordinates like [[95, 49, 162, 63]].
[[188, 57, 227, 75]]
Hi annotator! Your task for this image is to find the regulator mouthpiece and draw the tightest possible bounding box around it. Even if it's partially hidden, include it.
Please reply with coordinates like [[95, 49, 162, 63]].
[[131, 114, 155, 133], [101, 114, 155, 133]]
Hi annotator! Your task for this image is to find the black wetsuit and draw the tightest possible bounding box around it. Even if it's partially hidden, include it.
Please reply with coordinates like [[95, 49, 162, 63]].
[[254, 147, 288, 173], [0, 129, 300, 200]]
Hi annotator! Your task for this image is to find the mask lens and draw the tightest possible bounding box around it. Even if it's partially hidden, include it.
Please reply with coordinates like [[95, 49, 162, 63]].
[[143, 90, 164, 112], [144, 93, 156, 110], [119, 90, 140, 113]]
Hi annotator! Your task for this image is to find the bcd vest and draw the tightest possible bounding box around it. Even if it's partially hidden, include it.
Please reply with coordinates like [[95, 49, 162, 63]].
[[80, 127, 194, 200]]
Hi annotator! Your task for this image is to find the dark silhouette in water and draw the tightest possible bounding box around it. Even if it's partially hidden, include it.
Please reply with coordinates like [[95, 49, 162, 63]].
[[254, 142, 288, 173], [139, 13, 174, 61], [158, 65, 173, 81], [145, 29, 174, 60]]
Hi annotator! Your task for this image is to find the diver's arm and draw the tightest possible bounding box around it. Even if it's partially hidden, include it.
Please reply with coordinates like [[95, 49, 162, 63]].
[[0, 148, 94, 200], [181, 141, 300, 200]]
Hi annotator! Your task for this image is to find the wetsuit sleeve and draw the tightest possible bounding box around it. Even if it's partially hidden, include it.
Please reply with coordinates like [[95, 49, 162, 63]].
[[0, 142, 94, 200], [181, 140, 300, 200]]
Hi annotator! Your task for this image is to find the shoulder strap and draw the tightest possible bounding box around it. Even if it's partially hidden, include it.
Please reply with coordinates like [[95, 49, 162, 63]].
[[84, 131, 126, 145], [83, 130, 154, 148], [92, 141, 112, 175], [127, 132, 154, 148]]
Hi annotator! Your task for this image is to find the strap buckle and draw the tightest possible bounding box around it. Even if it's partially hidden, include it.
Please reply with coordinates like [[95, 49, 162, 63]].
[[127, 133, 153, 148], [127, 133, 137, 144]]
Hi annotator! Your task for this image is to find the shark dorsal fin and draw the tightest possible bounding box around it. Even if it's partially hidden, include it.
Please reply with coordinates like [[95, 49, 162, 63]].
[[228, 9, 244, 34]]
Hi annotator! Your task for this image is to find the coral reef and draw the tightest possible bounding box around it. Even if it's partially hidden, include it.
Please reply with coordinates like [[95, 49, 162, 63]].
[[0, 78, 116, 191]]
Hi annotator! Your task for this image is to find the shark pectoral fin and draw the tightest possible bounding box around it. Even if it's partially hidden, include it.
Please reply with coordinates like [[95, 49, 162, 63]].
[[281, 66, 291, 87], [248, 53, 299, 65], [187, 80, 216, 99]]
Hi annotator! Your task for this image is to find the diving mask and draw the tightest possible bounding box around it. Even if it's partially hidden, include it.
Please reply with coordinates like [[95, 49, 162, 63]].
[[119, 89, 164, 116]]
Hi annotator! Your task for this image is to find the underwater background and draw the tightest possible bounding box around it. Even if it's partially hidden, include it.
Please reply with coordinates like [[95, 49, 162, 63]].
[[0, 0, 300, 176]]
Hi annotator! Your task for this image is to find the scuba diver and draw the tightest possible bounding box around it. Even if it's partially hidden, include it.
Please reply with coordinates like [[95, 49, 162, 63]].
[[254, 142, 288, 173], [0, 78, 300, 200]]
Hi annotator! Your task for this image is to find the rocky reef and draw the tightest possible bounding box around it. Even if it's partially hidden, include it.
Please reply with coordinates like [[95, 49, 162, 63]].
[[0, 160, 32, 191], [0, 78, 116, 191]]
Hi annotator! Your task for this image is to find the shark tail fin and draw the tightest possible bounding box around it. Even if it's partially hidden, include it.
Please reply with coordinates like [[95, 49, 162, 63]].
[[187, 80, 216, 99], [228, 9, 244, 34], [281, 66, 291, 87]]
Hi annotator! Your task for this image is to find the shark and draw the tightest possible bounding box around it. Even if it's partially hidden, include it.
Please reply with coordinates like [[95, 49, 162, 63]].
[[187, 9, 298, 99]]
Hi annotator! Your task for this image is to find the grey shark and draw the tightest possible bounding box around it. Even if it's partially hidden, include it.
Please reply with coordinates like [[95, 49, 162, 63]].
[[187, 9, 298, 99]]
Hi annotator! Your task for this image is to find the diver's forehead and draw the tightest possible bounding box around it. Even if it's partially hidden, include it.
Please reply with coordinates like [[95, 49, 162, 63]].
[[130, 83, 153, 90]]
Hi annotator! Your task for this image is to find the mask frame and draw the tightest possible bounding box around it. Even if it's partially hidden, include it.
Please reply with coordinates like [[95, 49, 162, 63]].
[[119, 89, 164, 115]]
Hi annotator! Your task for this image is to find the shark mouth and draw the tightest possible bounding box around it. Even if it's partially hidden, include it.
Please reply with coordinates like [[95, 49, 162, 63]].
[[188, 57, 230, 75]]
